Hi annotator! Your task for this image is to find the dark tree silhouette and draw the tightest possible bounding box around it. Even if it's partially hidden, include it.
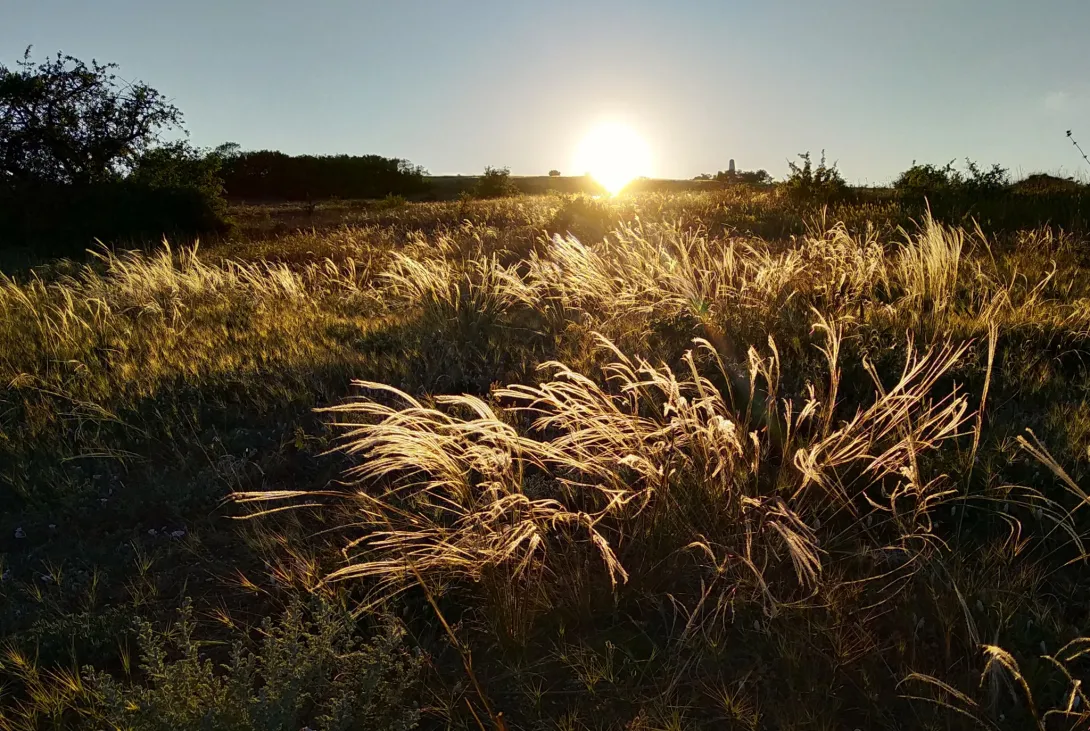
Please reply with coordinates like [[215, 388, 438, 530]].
[[0, 48, 184, 185], [219, 151, 428, 201], [473, 166, 518, 198]]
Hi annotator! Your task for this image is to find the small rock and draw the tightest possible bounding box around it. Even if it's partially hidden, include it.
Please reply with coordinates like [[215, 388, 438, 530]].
[[170, 530, 186, 539], [100, 498, 108, 504], [1073, 695, 1082, 710], [976, 599, 984, 613], [14, 527, 25, 539], [148, 528, 158, 536], [48, 524, 56, 530], [1040, 641, 1047, 654], [752, 620, 761, 632]]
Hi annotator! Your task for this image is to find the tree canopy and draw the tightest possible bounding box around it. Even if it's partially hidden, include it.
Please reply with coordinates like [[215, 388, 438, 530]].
[[0, 48, 184, 186]]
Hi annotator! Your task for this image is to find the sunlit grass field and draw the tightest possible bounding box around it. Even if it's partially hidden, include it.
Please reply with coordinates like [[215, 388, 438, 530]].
[[4, 190, 1090, 730]]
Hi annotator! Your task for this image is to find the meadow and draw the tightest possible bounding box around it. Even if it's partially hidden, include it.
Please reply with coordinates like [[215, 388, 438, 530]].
[[3, 187, 1090, 730]]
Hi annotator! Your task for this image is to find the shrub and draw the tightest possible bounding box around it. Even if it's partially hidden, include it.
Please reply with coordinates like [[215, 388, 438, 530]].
[[131, 142, 228, 193], [783, 151, 847, 201], [893, 160, 959, 200], [546, 194, 617, 242], [894, 158, 1009, 201], [85, 599, 424, 731], [962, 158, 1009, 193], [473, 166, 519, 199], [1012, 173, 1082, 193], [0, 180, 231, 257], [549, 169, 561, 177], [716, 168, 773, 185], [373, 194, 408, 210]]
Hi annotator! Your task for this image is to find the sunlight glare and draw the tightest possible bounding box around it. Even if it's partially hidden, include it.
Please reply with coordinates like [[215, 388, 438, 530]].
[[574, 121, 652, 195]]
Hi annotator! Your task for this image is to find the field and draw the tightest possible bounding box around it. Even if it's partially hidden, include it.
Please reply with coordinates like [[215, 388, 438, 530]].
[[3, 188, 1090, 730]]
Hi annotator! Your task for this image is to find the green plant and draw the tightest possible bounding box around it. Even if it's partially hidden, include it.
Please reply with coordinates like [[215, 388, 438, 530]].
[[961, 158, 1009, 192], [0, 48, 183, 185], [373, 194, 408, 210], [85, 599, 424, 731], [894, 158, 1009, 201], [893, 160, 959, 199], [473, 166, 519, 199], [783, 151, 846, 201], [715, 168, 772, 185]]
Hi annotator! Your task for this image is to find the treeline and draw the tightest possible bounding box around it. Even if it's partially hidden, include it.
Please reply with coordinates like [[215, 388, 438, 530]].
[[0, 50, 428, 257], [221, 151, 427, 201], [770, 151, 1090, 232]]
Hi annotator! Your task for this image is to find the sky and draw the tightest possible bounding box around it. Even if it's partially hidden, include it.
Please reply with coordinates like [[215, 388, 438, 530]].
[[5, 0, 1090, 183]]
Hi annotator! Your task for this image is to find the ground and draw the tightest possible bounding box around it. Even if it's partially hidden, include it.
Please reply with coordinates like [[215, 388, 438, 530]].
[[2, 189, 1090, 730]]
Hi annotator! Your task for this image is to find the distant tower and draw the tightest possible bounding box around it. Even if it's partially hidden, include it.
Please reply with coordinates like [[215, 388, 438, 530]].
[[728, 159, 736, 174]]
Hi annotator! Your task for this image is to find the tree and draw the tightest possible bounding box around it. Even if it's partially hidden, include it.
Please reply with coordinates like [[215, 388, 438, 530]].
[[549, 169, 561, 177], [0, 48, 184, 185], [128, 141, 236, 216]]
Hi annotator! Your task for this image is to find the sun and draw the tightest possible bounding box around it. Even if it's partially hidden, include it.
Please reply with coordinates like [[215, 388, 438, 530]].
[[573, 121, 652, 196]]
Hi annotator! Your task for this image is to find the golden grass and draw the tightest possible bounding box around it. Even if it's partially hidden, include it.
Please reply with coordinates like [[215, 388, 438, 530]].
[[228, 205, 1090, 726], [6, 192, 1090, 729]]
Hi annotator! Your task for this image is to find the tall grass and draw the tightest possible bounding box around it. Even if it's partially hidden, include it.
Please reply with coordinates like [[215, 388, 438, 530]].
[[234, 204, 1090, 729], [6, 192, 1090, 729]]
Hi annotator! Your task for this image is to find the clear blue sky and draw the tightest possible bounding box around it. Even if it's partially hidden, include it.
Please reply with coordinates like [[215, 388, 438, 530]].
[[5, 0, 1090, 183]]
